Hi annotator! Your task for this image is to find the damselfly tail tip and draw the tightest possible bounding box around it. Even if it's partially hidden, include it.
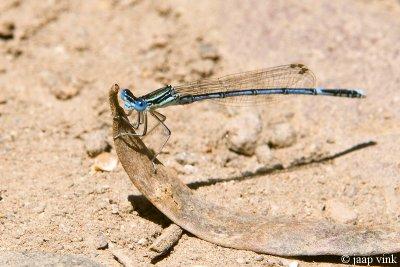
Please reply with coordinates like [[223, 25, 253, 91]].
[[355, 89, 366, 98]]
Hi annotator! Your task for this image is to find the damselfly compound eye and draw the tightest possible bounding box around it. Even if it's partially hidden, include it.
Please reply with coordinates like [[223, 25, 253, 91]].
[[120, 89, 136, 102]]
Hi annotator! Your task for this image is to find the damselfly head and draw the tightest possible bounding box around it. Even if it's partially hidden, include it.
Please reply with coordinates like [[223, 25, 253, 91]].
[[120, 89, 137, 102], [120, 89, 148, 111]]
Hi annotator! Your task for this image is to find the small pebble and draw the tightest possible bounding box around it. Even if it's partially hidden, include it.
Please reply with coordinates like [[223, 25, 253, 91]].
[[94, 184, 110, 194], [93, 152, 118, 172], [137, 237, 149, 246], [255, 145, 273, 164], [288, 261, 299, 267], [226, 112, 262, 156], [51, 85, 81, 100], [110, 204, 119, 214], [40, 71, 84, 100], [191, 59, 215, 77], [182, 164, 197, 175], [151, 34, 168, 48], [58, 223, 71, 234], [0, 21, 15, 40], [84, 130, 110, 157], [13, 229, 25, 239], [325, 199, 358, 224], [33, 203, 46, 214], [96, 198, 109, 210], [155, 2, 172, 16], [118, 0, 139, 7], [236, 257, 249, 264], [254, 255, 264, 261], [174, 151, 199, 165], [269, 123, 296, 148], [111, 249, 137, 266], [343, 184, 358, 197], [119, 200, 133, 214], [94, 233, 108, 250], [198, 43, 220, 60], [0, 95, 6, 105]]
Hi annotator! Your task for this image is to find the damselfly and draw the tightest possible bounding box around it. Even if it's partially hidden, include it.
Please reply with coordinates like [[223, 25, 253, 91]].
[[114, 63, 365, 170]]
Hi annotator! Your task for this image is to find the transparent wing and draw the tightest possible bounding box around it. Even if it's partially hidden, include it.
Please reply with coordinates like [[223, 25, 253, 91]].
[[173, 64, 316, 106]]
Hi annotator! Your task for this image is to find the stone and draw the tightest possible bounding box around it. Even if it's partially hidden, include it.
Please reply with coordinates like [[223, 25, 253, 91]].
[[254, 255, 264, 261], [198, 43, 220, 60], [174, 151, 199, 165], [155, 2, 172, 16], [92, 152, 118, 172], [0, 251, 103, 266], [137, 237, 149, 246], [226, 112, 262, 156], [0, 21, 15, 40], [191, 59, 215, 77], [269, 123, 296, 148], [33, 203, 46, 214], [0, 95, 6, 105], [119, 200, 134, 214], [94, 184, 110, 194], [94, 233, 108, 250], [255, 144, 273, 164], [236, 257, 249, 264], [151, 34, 168, 48], [50, 84, 81, 100], [84, 130, 111, 157], [110, 204, 119, 214], [111, 249, 137, 267], [182, 164, 198, 175], [40, 71, 84, 100]]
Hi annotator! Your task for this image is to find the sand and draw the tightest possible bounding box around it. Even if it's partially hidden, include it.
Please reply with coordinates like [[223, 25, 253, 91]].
[[0, 0, 399, 266]]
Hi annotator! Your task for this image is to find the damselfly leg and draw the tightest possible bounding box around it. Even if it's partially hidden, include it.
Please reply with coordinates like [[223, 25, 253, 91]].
[[144, 110, 166, 137], [113, 111, 148, 139], [114, 110, 170, 172], [149, 110, 170, 172], [129, 110, 142, 129]]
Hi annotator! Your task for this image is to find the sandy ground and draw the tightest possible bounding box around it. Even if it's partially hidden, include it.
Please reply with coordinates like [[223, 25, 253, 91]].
[[1, 0, 399, 266]]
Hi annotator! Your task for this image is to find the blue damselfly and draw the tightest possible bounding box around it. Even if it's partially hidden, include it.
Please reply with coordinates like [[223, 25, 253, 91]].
[[114, 63, 365, 170]]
